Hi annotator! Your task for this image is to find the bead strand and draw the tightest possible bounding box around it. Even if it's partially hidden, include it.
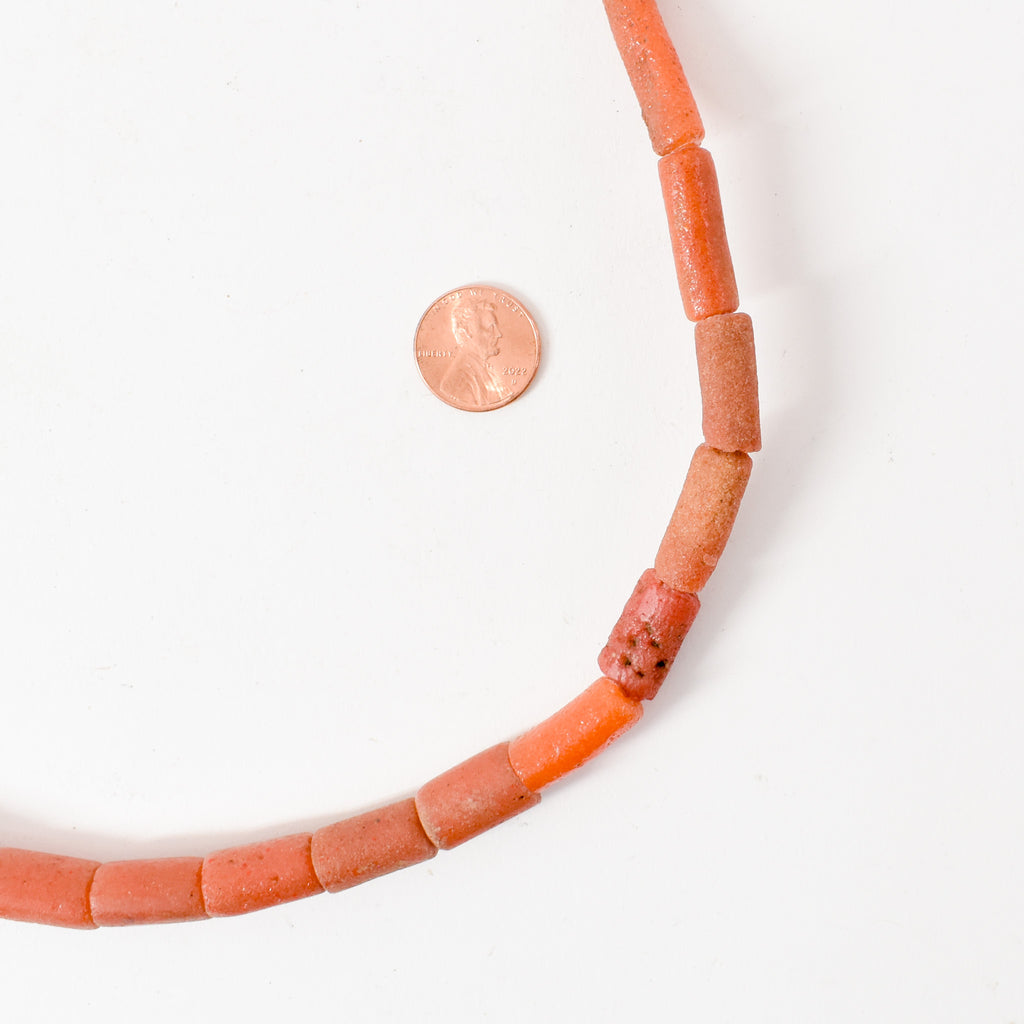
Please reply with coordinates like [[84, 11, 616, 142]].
[[0, 0, 761, 928]]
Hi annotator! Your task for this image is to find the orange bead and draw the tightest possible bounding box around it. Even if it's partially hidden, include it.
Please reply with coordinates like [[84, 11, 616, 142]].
[[90, 857, 206, 926], [508, 678, 643, 792], [311, 799, 437, 894], [0, 847, 99, 929], [602, 0, 704, 155], [202, 833, 324, 917], [415, 743, 540, 851], [655, 444, 752, 592], [695, 312, 761, 453], [659, 146, 739, 321]]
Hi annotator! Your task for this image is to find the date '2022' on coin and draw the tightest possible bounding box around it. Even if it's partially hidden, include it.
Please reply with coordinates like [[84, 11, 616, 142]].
[[414, 286, 541, 412]]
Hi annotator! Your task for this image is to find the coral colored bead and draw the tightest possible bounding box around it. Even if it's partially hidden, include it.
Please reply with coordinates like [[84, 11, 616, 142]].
[[508, 678, 643, 792], [201, 833, 324, 917], [0, 848, 99, 929], [311, 798, 437, 894], [655, 444, 752, 592], [90, 857, 206, 926], [415, 743, 540, 851], [598, 568, 701, 700], [602, 0, 704, 155], [695, 312, 761, 453], [659, 146, 739, 321]]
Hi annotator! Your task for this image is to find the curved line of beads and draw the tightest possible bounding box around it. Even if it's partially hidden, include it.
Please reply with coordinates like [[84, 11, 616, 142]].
[[0, 0, 761, 928]]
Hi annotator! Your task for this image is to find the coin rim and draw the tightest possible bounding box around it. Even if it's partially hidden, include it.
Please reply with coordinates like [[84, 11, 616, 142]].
[[413, 283, 541, 413]]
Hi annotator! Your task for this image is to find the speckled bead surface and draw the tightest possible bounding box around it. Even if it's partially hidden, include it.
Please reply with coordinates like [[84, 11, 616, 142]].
[[312, 799, 437, 894], [415, 743, 540, 851], [0, 847, 99, 929], [659, 145, 739, 321], [695, 312, 761, 452], [509, 677, 644, 791], [202, 833, 324, 917], [602, 0, 705, 154], [90, 856, 207, 926], [655, 444, 752, 592], [598, 568, 701, 699]]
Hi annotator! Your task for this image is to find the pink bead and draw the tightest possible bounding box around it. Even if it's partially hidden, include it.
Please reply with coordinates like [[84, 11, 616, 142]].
[[598, 568, 701, 700]]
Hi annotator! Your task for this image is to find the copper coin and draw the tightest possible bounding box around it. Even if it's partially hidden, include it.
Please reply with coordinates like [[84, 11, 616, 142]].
[[414, 285, 541, 412]]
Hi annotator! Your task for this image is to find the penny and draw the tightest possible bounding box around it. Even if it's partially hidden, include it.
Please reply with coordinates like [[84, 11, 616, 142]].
[[414, 285, 541, 412]]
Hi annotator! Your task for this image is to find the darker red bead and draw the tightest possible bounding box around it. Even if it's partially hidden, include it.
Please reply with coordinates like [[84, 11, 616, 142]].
[[598, 569, 700, 700]]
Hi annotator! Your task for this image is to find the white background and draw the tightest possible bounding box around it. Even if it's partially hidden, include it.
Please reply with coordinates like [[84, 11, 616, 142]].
[[1, 1, 1022, 1020]]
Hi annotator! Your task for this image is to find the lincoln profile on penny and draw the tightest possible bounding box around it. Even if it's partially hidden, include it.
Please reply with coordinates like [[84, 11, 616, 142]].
[[439, 295, 511, 407]]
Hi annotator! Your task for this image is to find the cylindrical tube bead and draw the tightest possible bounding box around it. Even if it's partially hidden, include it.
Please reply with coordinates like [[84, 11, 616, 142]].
[[695, 312, 761, 452], [312, 798, 437, 894], [201, 833, 324, 917], [90, 857, 206, 926], [415, 743, 540, 851], [598, 568, 701, 700], [508, 678, 643, 792], [0, 847, 99, 929], [659, 146, 738, 321], [655, 444, 752, 592], [602, 0, 704, 155]]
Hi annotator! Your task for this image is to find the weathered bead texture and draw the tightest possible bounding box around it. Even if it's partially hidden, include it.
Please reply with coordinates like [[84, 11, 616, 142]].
[[655, 444, 753, 593], [659, 145, 739, 321], [695, 312, 761, 452], [312, 799, 437, 894], [602, 0, 705, 154], [0, 0, 763, 931], [202, 833, 324, 917], [0, 848, 99, 929], [508, 677, 644, 791], [415, 743, 540, 851], [90, 857, 206, 927], [598, 568, 701, 700]]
